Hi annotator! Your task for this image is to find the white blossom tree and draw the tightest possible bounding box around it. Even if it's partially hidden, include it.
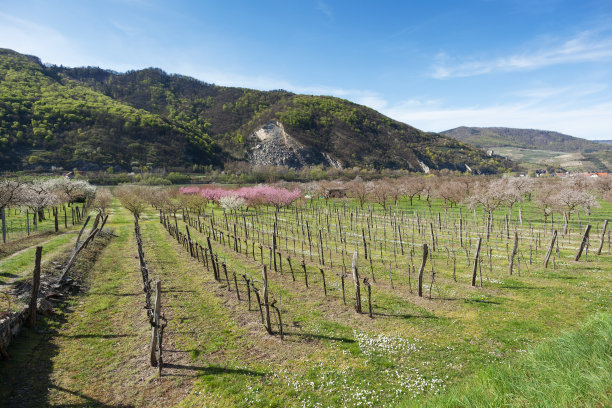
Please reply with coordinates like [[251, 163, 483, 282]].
[[219, 194, 246, 211], [0, 179, 26, 243]]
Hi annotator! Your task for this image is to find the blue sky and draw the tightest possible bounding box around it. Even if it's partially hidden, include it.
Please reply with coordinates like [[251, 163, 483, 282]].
[[1, 0, 612, 140]]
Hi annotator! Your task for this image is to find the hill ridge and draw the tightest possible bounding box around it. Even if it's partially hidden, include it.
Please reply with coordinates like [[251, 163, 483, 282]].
[[0, 48, 512, 173]]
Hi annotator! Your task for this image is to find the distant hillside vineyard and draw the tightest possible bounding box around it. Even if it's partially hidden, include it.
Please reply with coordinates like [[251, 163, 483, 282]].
[[0, 48, 512, 173], [441, 126, 610, 153]]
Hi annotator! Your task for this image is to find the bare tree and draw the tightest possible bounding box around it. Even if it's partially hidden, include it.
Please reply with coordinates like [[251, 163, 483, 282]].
[[553, 184, 600, 218], [92, 188, 112, 216], [387, 178, 404, 206], [593, 176, 612, 198], [346, 177, 370, 209], [399, 176, 423, 206], [421, 177, 437, 208], [466, 179, 506, 218], [368, 180, 393, 211], [533, 181, 559, 223], [115, 186, 149, 219], [435, 178, 468, 208]]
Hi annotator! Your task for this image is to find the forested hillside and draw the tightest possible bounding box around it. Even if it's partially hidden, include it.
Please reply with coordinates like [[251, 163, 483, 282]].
[[0, 49, 215, 171], [0, 49, 511, 173]]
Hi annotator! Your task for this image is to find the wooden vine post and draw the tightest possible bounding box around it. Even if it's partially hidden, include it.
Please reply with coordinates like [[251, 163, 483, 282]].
[[272, 222, 278, 272], [417, 243, 428, 297], [27, 246, 43, 327], [207, 236, 219, 281], [352, 251, 361, 313], [362, 228, 368, 259], [364, 278, 373, 318], [542, 230, 557, 268], [575, 225, 591, 261], [301, 259, 308, 287], [596, 220, 608, 256], [471, 237, 482, 287], [509, 231, 518, 275], [261, 265, 272, 334], [150, 280, 161, 367]]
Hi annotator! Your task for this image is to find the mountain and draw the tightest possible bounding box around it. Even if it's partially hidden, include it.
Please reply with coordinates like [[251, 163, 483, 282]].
[[441, 126, 611, 172], [596, 140, 612, 145], [441, 126, 609, 153], [0, 49, 512, 174]]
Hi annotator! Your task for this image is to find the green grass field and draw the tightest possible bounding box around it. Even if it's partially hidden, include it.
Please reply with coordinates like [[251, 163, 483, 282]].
[[0, 194, 610, 407]]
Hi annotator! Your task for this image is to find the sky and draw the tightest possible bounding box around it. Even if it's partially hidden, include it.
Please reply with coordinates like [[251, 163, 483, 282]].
[[1, 0, 612, 140]]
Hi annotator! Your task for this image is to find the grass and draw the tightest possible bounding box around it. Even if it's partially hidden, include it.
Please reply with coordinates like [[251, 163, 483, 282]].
[[0, 194, 610, 407], [403, 312, 612, 407], [0, 232, 75, 283]]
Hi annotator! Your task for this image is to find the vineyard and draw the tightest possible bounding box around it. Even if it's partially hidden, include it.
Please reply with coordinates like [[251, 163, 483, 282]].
[[0, 176, 611, 407]]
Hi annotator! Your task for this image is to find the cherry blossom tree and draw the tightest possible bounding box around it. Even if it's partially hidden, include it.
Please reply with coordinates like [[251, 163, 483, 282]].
[[219, 194, 246, 211], [46, 178, 96, 206]]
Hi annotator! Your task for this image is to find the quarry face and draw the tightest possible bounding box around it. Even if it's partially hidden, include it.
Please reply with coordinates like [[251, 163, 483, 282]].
[[248, 121, 342, 169]]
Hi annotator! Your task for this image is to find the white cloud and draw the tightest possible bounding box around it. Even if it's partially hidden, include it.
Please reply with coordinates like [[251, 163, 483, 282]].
[[0, 13, 84, 66], [431, 30, 612, 79], [316, 1, 334, 21]]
